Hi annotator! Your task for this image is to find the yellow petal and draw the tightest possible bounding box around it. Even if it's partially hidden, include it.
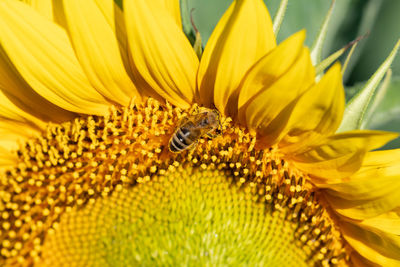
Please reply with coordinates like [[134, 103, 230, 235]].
[[93, 0, 134, 82], [360, 210, 400, 235], [0, 89, 46, 131], [0, 145, 17, 168], [61, 0, 140, 106], [320, 149, 400, 201], [350, 251, 378, 267], [0, 1, 110, 115], [0, 122, 39, 143], [0, 88, 45, 168], [197, 0, 276, 114], [0, 49, 75, 122], [22, 0, 54, 21], [327, 188, 400, 220], [159, 0, 182, 27], [238, 30, 306, 118], [292, 130, 398, 182], [342, 221, 400, 264], [124, 0, 198, 109], [0, 121, 40, 167], [244, 48, 315, 137], [279, 63, 345, 153]]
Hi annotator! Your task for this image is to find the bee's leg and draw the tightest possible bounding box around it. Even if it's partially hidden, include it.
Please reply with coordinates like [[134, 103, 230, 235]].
[[193, 104, 201, 114], [215, 109, 223, 133], [206, 132, 219, 139], [187, 141, 199, 157], [218, 117, 223, 132]]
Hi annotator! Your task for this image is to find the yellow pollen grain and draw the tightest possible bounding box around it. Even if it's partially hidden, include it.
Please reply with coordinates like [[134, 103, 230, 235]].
[[36, 221, 43, 229], [150, 166, 157, 173], [115, 184, 123, 191], [54, 207, 62, 214], [2, 240, 10, 248], [2, 222, 10, 230]]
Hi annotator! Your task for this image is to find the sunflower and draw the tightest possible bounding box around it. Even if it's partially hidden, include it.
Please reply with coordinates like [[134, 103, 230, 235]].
[[0, 0, 399, 266]]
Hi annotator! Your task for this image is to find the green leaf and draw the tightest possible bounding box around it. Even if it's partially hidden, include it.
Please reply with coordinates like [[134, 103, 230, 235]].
[[338, 40, 400, 132]]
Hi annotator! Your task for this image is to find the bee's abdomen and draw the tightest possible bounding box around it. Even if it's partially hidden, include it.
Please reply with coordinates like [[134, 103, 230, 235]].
[[169, 128, 192, 152]]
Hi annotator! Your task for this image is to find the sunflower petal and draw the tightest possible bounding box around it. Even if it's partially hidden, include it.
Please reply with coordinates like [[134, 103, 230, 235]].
[[0, 89, 46, 131], [124, 0, 198, 109], [197, 0, 276, 114], [350, 251, 378, 267], [320, 149, 400, 201], [279, 63, 345, 153], [342, 221, 400, 264], [0, 122, 39, 144], [22, 0, 54, 21], [324, 150, 400, 218], [244, 48, 315, 136], [0, 121, 40, 167], [61, 0, 140, 106], [159, 0, 182, 27], [92, 0, 134, 84], [0, 58, 76, 123], [94, 0, 180, 88], [360, 210, 400, 235], [0, 1, 110, 115], [0, 145, 17, 168], [292, 130, 399, 182], [238, 30, 306, 115], [327, 188, 400, 220], [0, 47, 76, 122]]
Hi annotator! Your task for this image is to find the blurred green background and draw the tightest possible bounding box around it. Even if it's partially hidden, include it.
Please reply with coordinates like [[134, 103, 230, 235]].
[[185, 0, 400, 149]]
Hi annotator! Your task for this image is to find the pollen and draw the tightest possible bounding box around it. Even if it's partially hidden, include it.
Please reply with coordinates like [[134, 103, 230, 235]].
[[0, 98, 348, 266]]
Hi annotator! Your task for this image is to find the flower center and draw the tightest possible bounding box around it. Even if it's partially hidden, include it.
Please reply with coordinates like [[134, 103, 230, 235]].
[[0, 98, 348, 266]]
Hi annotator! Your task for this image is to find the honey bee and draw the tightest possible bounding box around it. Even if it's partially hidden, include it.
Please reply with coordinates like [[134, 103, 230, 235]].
[[169, 108, 221, 153]]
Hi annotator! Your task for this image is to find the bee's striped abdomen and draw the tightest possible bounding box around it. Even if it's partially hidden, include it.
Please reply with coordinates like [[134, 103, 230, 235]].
[[169, 127, 193, 152]]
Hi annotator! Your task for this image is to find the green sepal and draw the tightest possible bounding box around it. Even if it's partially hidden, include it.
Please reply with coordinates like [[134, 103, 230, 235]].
[[180, 0, 203, 58], [310, 0, 335, 66], [272, 0, 288, 35], [180, 0, 196, 46], [338, 40, 400, 132]]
